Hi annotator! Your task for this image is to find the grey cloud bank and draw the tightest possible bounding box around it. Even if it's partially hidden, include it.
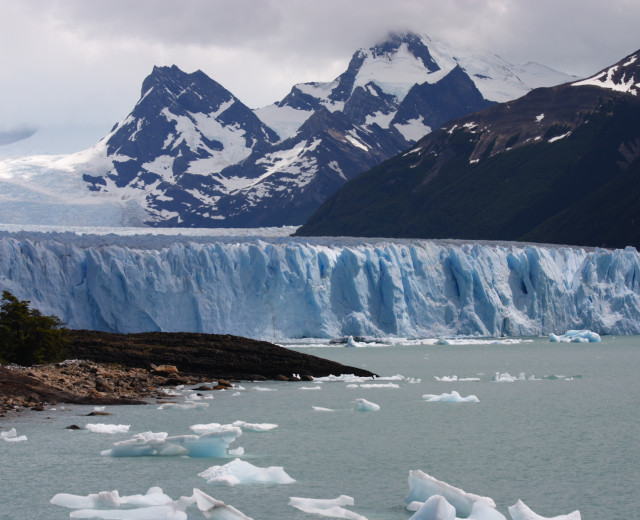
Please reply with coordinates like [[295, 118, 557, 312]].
[[1, 0, 638, 152]]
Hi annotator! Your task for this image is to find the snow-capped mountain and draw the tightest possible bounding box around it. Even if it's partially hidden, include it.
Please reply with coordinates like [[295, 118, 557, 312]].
[[298, 49, 640, 249], [0, 32, 574, 228]]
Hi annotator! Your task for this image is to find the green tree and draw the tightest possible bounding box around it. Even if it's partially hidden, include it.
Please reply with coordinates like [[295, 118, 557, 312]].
[[0, 291, 69, 366]]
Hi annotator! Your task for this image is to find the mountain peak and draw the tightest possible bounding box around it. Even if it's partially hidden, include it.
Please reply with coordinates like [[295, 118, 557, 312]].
[[573, 50, 640, 95]]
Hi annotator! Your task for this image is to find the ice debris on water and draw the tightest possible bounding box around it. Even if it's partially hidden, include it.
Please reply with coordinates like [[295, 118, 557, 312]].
[[422, 391, 479, 403], [85, 424, 130, 434], [101, 427, 242, 458], [508, 499, 581, 520], [355, 398, 380, 411], [406, 470, 581, 520], [549, 330, 601, 343], [51, 486, 253, 519], [189, 421, 277, 434], [289, 495, 368, 520], [0, 428, 27, 442], [198, 458, 295, 486]]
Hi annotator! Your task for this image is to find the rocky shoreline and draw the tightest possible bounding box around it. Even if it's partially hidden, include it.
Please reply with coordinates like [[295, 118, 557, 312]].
[[0, 330, 376, 417]]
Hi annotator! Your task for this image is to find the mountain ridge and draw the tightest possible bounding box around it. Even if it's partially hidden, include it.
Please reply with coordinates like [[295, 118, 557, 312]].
[[0, 32, 574, 228], [296, 49, 640, 249]]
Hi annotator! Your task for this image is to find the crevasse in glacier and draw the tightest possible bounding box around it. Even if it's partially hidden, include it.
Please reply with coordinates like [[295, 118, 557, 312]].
[[1, 232, 639, 340]]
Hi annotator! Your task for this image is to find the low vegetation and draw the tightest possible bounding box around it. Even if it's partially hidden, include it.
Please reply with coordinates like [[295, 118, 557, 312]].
[[0, 291, 69, 366]]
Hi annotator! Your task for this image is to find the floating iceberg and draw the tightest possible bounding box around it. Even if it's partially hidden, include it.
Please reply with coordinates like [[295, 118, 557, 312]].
[[189, 421, 277, 434], [198, 458, 295, 486], [51, 487, 253, 520], [101, 428, 242, 458], [0, 428, 27, 442], [549, 330, 601, 343], [355, 398, 380, 411], [406, 470, 496, 517], [51, 486, 172, 509], [422, 391, 479, 403], [85, 424, 130, 434], [231, 420, 278, 432], [408, 495, 457, 520], [157, 400, 209, 410], [347, 382, 400, 389], [508, 499, 581, 520], [312, 406, 335, 412], [288, 495, 368, 520], [434, 375, 481, 382]]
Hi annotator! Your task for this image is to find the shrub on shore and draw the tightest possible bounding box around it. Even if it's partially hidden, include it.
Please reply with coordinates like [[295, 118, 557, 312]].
[[0, 291, 69, 366]]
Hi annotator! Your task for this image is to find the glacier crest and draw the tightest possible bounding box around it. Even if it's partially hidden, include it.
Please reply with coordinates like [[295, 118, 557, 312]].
[[1, 234, 640, 340]]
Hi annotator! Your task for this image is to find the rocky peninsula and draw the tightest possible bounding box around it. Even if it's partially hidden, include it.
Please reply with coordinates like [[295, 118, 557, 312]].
[[0, 330, 375, 416]]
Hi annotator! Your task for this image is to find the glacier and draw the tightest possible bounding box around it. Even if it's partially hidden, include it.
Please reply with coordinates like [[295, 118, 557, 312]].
[[1, 230, 640, 340]]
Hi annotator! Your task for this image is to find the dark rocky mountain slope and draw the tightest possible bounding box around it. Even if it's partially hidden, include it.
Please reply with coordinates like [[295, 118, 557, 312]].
[[297, 50, 640, 249]]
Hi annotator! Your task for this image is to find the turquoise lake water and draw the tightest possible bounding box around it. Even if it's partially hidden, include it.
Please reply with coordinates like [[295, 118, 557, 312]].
[[1, 336, 637, 519]]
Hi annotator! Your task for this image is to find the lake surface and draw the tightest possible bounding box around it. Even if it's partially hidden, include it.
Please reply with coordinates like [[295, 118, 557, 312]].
[[1, 336, 637, 519]]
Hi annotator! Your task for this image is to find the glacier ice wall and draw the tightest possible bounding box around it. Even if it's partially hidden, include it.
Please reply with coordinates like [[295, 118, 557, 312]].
[[1, 232, 640, 340]]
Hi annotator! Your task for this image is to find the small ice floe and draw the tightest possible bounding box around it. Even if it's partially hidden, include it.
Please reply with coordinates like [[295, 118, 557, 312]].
[[300, 385, 323, 390], [157, 401, 209, 410], [549, 330, 601, 343], [346, 335, 365, 347], [347, 382, 400, 389], [422, 391, 479, 403], [101, 427, 242, 458], [407, 377, 421, 384], [406, 470, 496, 517], [232, 420, 278, 432], [190, 421, 277, 434], [289, 495, 368, 520], [253, 386, 276, 392], [509, 499, 581, 520], [312, 406, 335, 412], [85, 424, 130, 435], [492, 371, 530, 382], [93, 406, 106, 412], [198, 458, 295, 486], [0, 428, 27, 442], [51, 486, 253, 520], [434, 375, 481, 382], [355, 398, 380, 411]]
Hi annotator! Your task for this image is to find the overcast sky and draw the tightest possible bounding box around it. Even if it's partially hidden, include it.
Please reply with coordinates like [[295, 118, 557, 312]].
[[1, 0, 639, 150]]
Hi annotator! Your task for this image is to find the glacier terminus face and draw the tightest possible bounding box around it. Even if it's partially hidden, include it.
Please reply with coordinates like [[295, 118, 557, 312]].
[[1, 230, 639, 341]]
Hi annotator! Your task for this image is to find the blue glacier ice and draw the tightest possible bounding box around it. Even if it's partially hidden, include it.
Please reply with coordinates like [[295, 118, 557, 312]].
[[1, 231, 640, 340]]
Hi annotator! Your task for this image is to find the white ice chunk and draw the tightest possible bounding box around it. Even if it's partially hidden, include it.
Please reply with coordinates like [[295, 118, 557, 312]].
[[549, 330, 601, 343], [300, 386, 323, 390], [406, 470, 496, 517], [312, 406, 335, 412], [157, 401, 209, 410], [85, 424, 130, 434], [409, 495, 456, 520], [101, 428, 242, 458], [51, 487, 172, 509], [0, 428, 27, 442], [52, 487, 253, 520], [288, 495, 368, 520], [231, 420, 278, 432], [348, 383, 400, 389], [198, 458, 295, 486], [355, 398, 380, 411], [508, 499, 581, 520], [422, 391, 479, 403]]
